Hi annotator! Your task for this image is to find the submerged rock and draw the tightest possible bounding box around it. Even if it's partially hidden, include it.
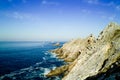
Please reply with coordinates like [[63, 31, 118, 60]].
[[47, 22, 120, 80]]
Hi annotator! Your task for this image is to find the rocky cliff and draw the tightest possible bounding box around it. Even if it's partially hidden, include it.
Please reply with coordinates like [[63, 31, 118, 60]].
[[46, 22, 120, 80]]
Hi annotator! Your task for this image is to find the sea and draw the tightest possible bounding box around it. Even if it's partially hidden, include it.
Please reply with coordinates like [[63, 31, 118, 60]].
[[0, 41, 65, 80]]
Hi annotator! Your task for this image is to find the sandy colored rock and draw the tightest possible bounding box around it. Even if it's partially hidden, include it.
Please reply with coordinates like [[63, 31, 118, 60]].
[[46, 65, 69, 77], [63, 22, 120, 80], [47, 22, 120, 80]]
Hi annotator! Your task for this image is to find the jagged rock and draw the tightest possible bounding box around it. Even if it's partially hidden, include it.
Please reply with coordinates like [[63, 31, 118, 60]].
[[53, 42, 60, 46], [47, 22, 120, 80], [46, 65, 69, 77], [51, 35, 95, 62]]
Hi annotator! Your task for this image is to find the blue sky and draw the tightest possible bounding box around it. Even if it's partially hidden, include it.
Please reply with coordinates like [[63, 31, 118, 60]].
[[0, 0, 120, 41]]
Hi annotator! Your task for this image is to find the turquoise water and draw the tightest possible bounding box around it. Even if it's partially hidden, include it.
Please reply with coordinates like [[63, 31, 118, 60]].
[[0, 41, 65, 80]]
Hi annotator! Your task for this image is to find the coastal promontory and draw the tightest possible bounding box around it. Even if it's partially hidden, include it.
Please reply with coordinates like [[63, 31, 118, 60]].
[[46, 22, 120, 80]]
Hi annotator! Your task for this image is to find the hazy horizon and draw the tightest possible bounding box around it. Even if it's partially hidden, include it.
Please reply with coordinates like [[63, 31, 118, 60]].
[[0, 0, 120, 41]]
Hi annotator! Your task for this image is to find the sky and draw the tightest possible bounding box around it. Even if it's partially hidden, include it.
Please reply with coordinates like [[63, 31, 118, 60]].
[[0, 0, 120, 41]]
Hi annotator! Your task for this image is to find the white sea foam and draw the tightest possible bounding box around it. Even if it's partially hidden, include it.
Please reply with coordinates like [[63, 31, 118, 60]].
[[36, 62, 42, 65], [42, 57, 46, 60], [58, 59, 64, 62], [54, 76, 61, 80], [50, 53, 56, 58], [38, 41, 49, 47], [20, 67, 29, 71], [43, 68, 51, 76], [52, 66, 56, 70], [44, 52, 49, 55]]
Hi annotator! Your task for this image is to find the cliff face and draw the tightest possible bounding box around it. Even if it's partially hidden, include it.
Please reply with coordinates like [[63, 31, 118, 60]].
[[46, 22, 120, 80], [51, 35, 95, 62]]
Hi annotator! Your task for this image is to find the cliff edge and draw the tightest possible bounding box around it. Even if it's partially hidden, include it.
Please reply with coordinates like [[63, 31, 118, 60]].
[[46, 22, 120, 80]]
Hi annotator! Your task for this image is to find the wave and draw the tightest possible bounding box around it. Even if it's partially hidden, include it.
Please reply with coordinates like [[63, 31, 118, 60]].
[[43, 68, 51, 76], [0, 51, 64, 80], [0, 41, 65, 80]]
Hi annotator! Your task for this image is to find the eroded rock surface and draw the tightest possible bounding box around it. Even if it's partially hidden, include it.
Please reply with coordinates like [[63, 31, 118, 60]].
[[47, 22, 120, 80]]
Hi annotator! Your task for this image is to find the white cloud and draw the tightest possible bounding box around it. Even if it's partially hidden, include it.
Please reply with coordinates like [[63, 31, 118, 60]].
[[108, 15, 116, 20], [8, 12, 24, 19], [13, 12, 24, 19], [22, 0, 27, 3], [8, 0, 27, 3], [105, 1, 115, 6], [5, 12, 20, 19], [8, 0, 13, 2], [42, 0, 47, 4], [12, 12, 30, 20], [83, 0, 115, 7], [101, 15, 107, 19], [116, 5, 120, 11], [83, 0, 99, 4], [81, 9, 91, 14], [96, 1, 115, 7], [83, 0, 120, 12], [5, 11, 35, 20], [88, 0, 98, 4], [41, 0, 59, 6], [99, 1, 120, 11], [101, 14, 116, 21]]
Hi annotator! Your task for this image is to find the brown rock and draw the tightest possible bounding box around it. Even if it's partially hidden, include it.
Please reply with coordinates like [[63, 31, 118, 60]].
[[46, 65, 69, 77]]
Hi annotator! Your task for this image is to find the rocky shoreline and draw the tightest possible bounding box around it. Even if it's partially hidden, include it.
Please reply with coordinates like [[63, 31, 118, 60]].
[[46, 22, 120, 80]]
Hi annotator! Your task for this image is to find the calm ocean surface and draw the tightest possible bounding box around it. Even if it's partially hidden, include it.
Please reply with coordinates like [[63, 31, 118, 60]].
[[0, 41, 65, 80]]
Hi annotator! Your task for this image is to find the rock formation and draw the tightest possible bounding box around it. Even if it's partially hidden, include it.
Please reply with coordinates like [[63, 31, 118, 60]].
[[46, 22, 120, 80], [53, 42, 60, 46]]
